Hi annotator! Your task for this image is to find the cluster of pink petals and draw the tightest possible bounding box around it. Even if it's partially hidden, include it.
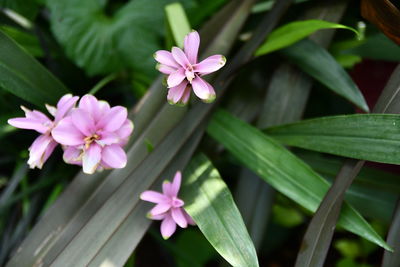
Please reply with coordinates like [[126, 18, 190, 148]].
[[8, 94, 78, 169], [140, 171, 195, 239], [154, 30, 226, 105], [8, 94, 133, 174]]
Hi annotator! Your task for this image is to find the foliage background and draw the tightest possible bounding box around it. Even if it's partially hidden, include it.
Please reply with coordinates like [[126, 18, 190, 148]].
[[0, 0, 400, 266]]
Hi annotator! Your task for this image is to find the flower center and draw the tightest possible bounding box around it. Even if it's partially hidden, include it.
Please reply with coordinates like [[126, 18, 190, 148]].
[[171, 196, 184, 208], [185, 65, 195, 83], [84, 134, 100, 149]]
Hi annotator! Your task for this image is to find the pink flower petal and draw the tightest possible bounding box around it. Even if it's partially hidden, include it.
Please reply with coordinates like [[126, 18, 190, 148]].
[[52, 117, 85, 146], [21, 106, 50, 122], [71, 109, 95, 136], [150, 203, 171, 216], [45, 104, 57, 117], [82, 143, 102, 174], [8, 117, 50, 134], [156, 64, 177, 74], [97, 100, 111, 119], [140, 191, 169, 203], [55, 94, 79, 122], [148, 213, 166, 220], [96, 106, 127, 132], [171, 171, 182, 197], [171, 47, 190, 68], [63, 146, 82, 165], [194, 55, 226, 75], [167, 81, 188, 104], [184, 31, 200, 64], [183, 209, 196, 225], [167, 69, 186, 88], [28, 135, 57, 169], [161, 213, 177, 239], [162, 180, 174, 197], [191, 76, 216, 102], [115, 119, 134, 141], [78, 95, 102, 122], [154, 50, 180, 68], [180, 86, 191, 104], [101, 144, 127, 169], [96, 132, 120, 146], [171, 208, 188, 228]]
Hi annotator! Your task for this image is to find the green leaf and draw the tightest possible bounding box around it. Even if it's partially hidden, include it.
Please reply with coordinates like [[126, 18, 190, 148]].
[[46, 0, 212, 77], [266, 114, 400, 165], [255, 19, 359, 56], [182, 154, 259, 267], [281, 39, 369, 112], [0, 0, 41, 21], [347, 34, 400, 62], [0, 30, 69, 106], [46, 0, 173, 77], [165, 3, 191, 47], [207, 110, 390, 250], [0, 26, 43, 57]]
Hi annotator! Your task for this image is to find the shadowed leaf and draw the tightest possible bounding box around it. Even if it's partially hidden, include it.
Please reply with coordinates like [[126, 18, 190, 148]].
[[0, 30, 69, 106], [281, 39, 369, 112]]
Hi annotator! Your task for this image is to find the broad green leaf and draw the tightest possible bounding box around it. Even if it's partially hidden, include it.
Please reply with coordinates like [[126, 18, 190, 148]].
[[0, 30, 69, 106], [255, 19, 359, 56], [207, 110, 390, 250], [165, 3, 191, 48], [46, 0, 170, 77], [266, 114, 400, 165], [182, 154, 259, 267], [281, 39, 369, 112], [46, 0, 217, 77]]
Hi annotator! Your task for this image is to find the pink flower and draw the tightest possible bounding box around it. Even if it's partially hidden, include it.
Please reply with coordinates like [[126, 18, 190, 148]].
[[140, 171, 195, 239], [52, 95, 133, 174], [8, 94, 79, 169], [154, 30, 226, 105]]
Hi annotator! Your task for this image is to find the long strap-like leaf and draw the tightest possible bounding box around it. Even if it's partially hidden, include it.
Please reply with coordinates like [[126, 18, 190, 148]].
[[294, 64, 400, 267]]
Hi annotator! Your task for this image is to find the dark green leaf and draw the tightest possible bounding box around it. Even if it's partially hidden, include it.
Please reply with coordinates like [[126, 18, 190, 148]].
[[0, 26, 43, 57], [0, 30, 69, 106], [207, 110, 390, 250], [182, 154, 259, 267], [281, 39, 369, 112], [266, 114, 400, 164]]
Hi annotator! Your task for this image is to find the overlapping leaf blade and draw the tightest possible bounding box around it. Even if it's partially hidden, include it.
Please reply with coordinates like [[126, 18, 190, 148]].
[[266, 114, 400, 164], [207, 109, 390, 250], [182, 154, 259, 267]]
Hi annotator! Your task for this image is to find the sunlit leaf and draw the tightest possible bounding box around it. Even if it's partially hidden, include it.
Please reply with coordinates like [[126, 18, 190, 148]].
[[165, 2, 191, 47], [182, 154, 259, 267], [255, 19, 359, 56]]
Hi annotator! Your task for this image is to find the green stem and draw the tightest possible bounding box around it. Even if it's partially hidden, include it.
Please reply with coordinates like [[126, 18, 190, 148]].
[[88, 73, 118, 95]]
